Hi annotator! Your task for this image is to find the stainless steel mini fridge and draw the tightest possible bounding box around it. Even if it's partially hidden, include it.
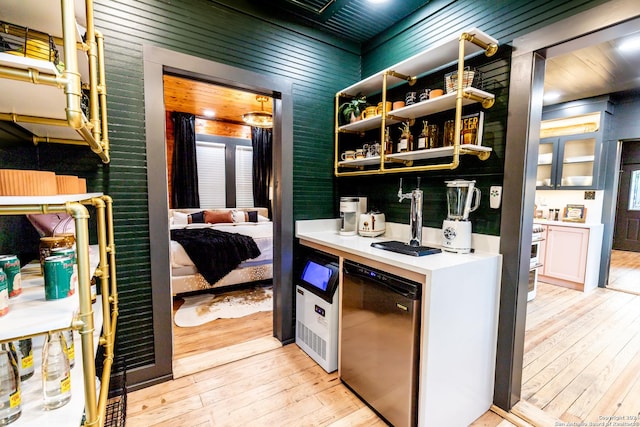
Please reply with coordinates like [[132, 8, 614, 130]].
[[340, 260, 421, 427]]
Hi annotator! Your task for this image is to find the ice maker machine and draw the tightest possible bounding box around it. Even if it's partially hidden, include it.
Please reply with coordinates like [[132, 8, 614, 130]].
[[295, 251, 339, 373]]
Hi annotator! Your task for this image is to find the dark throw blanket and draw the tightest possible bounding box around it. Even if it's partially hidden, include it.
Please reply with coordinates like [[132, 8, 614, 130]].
[[171, 228, 261, 284]]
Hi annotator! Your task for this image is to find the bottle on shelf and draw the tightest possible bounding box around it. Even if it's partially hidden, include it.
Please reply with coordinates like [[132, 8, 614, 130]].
[[416, 120, 428, 150], [397, 122, 413, 152], [0, 347, 21, 424], [62, 330, 75, 369], [9, 340, 34, 382], [384, 127, 393, 155], [42, 332, 72, 410]]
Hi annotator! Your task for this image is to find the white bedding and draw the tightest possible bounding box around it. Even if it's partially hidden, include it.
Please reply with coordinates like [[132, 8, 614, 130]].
[[170, 222, 273, 274]]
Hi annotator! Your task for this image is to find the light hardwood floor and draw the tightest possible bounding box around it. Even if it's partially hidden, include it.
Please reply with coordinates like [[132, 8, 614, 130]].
[[607, 249, 640, 294], [523, 280, 640, 423], [128, 342, 510, 426], [131, 256, 640, 426]]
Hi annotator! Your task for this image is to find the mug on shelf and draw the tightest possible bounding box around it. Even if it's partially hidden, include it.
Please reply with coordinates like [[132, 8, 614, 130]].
[[418, 89, 431, 102], [361, 106, 378, 120], [376, 101, 392, 115], [405, 92, 417, 105], [341, 150, 356, 161], [429, 89, 444, 99], [392, 101, 405, 110], [355, 148, 366, 159]]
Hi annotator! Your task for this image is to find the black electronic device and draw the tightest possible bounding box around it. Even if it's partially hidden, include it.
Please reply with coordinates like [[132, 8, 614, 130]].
[[298, 252, 339, 303]]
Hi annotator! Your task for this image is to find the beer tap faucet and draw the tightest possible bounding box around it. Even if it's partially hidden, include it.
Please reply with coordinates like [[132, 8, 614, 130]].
[[398, 177, 423, 247]]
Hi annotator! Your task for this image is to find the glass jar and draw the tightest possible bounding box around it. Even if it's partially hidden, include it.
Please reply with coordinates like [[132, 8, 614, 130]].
[[443, 120, 456, 147]]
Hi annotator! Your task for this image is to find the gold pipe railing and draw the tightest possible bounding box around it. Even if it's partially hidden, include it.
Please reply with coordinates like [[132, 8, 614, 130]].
[[0, 0, 109, 163], [335, 30, 497, 177], [0, 196, 118, 427]]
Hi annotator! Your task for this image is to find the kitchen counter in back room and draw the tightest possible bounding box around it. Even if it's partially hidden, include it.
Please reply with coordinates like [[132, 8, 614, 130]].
[[295, 219, 503, 426]]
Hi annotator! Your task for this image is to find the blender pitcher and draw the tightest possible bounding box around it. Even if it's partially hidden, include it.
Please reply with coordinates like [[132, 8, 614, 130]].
[[446, 179, 481, 220]]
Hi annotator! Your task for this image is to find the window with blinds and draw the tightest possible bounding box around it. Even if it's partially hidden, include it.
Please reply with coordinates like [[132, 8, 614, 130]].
[[196, 141, 226, 208], [236, 145, 254, 208], [195, 138, 254, 208]]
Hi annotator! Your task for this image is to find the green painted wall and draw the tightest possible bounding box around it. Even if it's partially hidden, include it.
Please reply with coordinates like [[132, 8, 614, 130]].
[[91, 0, 360, 372], [0, 0, 615, 385]]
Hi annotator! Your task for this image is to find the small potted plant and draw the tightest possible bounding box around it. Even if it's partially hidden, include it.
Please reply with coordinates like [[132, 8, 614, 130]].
[[338, 94, 367, 125]]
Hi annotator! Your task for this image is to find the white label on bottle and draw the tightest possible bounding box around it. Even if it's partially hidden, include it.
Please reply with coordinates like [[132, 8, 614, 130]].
[[398, 138, 408, 151], [417, 137, 426, 149]]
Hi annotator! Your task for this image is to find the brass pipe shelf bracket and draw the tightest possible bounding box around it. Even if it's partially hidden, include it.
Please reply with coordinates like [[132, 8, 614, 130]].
[[386, 70, 417, 86], [461, 32, 499, 57], [462, 91, 495, 109]]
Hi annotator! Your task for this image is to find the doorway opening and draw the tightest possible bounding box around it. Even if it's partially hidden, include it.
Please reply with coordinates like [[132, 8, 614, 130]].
[[516, 17, 640, 424], [142, 44, 295, 384], [608, 139, 640, 294], [162, 75, 281, 377]]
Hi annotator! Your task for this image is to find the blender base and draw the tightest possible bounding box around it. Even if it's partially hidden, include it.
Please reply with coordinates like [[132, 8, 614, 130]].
[[442, 220, 472, 253]]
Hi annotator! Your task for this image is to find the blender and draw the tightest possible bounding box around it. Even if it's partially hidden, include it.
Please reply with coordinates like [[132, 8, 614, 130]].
[[442, 179, 481, 253]]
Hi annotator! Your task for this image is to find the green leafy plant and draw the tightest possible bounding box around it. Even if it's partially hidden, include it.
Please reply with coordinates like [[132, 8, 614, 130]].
[[338, 95, 367, 125]]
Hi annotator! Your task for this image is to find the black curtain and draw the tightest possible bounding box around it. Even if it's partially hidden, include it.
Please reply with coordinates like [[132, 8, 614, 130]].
[[251, 127, 273, 216], [171, 112, 199, 208]]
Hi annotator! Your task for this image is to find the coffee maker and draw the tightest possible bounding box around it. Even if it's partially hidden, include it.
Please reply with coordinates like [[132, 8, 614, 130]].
[[339, 197, 367, 235], [442, 179, 481, 253]]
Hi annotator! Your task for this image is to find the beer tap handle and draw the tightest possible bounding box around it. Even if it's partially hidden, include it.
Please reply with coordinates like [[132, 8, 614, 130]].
[[398, 178, 405, 202]]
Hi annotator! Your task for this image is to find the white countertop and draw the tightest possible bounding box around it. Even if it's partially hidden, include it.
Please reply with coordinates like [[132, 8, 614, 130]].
[[296, 219, 500, 276], [534, 219, 603, 229]]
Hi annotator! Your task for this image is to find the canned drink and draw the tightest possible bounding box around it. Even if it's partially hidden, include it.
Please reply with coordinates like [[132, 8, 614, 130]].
[[0, 269, 8, 316], [0, 255, 22, 297], [43, 255, 73, 300], [51, 248, 76, 296]]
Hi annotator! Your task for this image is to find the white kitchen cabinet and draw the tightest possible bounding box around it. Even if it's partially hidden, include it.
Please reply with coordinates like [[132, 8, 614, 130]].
[[538, 223, 603, 292], [295, 220, 501, 426], [0, 0, 110, 163], [0, 194, 118, 427], [335, 28, 497, 176]]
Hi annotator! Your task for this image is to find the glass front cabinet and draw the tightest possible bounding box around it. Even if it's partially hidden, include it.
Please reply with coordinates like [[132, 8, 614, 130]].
[[536, 96, 612, 190], [536, 132, 601, 189]]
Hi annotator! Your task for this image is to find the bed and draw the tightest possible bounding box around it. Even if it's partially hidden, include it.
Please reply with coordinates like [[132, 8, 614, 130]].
[[169, 207, 273, 295]]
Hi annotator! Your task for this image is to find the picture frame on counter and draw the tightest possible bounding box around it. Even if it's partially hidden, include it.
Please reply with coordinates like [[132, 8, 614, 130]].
[[562, 204, 586, 223]]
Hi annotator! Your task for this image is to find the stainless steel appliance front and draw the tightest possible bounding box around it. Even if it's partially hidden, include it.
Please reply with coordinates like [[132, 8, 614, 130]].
[[340, 260, 421, 427]]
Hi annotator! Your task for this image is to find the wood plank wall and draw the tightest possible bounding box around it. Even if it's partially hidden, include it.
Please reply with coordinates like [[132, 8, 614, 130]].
[[92, 0, 361, 381]]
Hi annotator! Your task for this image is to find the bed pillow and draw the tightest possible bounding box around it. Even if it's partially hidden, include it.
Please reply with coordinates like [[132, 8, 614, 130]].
[[246, 210, 258, 223], [204, 209, 233, 224], [172, 211, 189, 226], [258, 214, 270, 222], [231, 210, 247, 223], [188, 211, 205, 224]]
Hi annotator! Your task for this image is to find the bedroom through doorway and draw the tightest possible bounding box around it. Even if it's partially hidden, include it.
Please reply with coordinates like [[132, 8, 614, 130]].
[[163, 74, 279, 377]]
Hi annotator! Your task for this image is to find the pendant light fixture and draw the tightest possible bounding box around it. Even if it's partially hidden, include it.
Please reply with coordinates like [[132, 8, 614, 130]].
[[242, 95, 273, 128]]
